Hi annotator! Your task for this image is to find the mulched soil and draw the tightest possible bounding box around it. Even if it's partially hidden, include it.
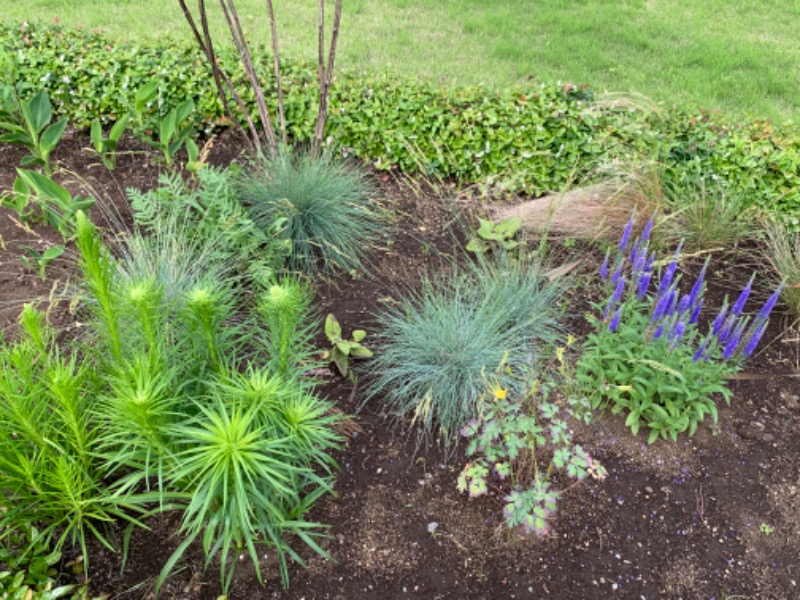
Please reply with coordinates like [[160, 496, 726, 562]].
[[1, 132, 798, 600]]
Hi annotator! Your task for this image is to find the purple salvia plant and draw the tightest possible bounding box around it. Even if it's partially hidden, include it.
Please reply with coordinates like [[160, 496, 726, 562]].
[[669, 320, 686, 350], [632, 250, 647, 277], [645, 250, 656, 272], [731, 274, 755, 316], [640, 215, 655, 245], [653, 323, 665, 340], [611, 256, 625, 285]]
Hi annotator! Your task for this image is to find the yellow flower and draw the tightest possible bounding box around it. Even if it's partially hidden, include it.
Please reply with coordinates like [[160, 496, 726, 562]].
[[493, 385, 508, 400]]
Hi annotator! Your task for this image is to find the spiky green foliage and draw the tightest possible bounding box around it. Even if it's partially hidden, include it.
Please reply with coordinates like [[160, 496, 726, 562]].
[[128, 167, 290, 287], [239, 148, 385, 274], [0, 304, 155, 570], [257, 277, 317, 379], [367, 255, 568, 452], [79, 212, 337, 592], [161, 368, 342, 593]]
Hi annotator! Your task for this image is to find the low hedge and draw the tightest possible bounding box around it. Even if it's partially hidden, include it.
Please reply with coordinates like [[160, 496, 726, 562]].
[[2, 21, 798, 221]]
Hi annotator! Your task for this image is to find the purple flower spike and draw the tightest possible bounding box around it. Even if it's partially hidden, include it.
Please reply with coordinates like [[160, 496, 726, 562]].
[[722, 320, 747, 361], [651, 290, 672, 323], [640, 215, 655, 245], [688, 257, 710, 306], [676, 294, 691, 315], [653, 324, 665, 340], [717, 314, 737, 344], [672, 320, 686, 341], [632, 250, 647, 277], [756, 281, 785, 322], [657, 243, 682, 297], [619, 212, 635, 252], [711, 300, 729, 335], [732, 274, 755, 316], [692, 340, 708, 362], [609, 307, 622, 332], [645, 251, 656, 272], [664, 288, 678, 316], [636, 271, 652, 300], [604, 277, 626, 319], [600, 249, 611, 280], [611, 256, 625, 285], [742, 322, 768, 359], [689, 298, 704, 325]]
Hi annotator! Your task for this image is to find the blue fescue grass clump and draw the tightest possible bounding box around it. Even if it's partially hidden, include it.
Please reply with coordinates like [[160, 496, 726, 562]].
[[577, 211, 783, 443], [366, 255, 569, 453], [238, 147, 386, 275]]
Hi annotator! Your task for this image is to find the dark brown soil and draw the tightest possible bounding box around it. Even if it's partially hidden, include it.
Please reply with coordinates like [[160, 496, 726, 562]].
[[1, 132, 798, 600]]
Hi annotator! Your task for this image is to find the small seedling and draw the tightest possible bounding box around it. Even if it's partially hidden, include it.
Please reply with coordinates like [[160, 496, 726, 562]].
[[90, 113, 130, 169], [759, 522, 774, 536], [322, 313, 373, 379], [466, 216, 524, 254], [21, 244, 65, 280], [0, 87, 66, 176]]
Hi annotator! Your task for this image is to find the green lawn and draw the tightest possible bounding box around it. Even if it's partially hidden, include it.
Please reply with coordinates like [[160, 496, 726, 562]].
[[3, 0, 799, 123]]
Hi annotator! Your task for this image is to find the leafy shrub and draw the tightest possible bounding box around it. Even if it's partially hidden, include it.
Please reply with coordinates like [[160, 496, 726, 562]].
[[128, 167, 290, 287], [238, 148, 385, 274], [2, 22, 800, 219], [367, 255, 567, 452], [458, 359, 605, 536], [576, 213, 783, 442]]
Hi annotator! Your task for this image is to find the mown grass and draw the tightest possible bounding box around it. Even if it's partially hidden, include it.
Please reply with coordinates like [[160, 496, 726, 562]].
[[2, 0, 798, 122]]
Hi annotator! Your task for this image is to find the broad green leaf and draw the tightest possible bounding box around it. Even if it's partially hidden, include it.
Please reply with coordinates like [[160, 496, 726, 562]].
[[352, 329, 367, 342], [40, 118, 67, 155], [324, 314, 341, 341], [27, 89, 53, 132]]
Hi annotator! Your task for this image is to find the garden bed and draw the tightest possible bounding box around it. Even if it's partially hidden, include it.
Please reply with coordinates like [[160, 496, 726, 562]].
[[0, 132, 798, 600]]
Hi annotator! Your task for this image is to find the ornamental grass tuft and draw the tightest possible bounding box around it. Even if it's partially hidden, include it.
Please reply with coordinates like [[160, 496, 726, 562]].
[[238, 148, 386, 275], [366, 254, 568, 453]]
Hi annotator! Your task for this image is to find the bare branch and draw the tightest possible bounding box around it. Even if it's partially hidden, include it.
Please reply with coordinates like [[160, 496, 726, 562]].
[[220, 0, 279, 155], [265, 0, 287, 146], [312, 0, 342, 156], [177, 0, 260, 153]]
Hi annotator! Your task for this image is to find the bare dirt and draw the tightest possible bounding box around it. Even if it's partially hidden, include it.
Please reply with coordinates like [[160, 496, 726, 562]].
[[0, 132, 798, 599]]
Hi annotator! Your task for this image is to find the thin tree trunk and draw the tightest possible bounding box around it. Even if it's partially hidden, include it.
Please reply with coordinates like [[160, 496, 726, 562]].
[[220, 0, 279, 155], [177, 0, 261, 153], [265, 0, 287, 146], [312, 0, 342, 157]]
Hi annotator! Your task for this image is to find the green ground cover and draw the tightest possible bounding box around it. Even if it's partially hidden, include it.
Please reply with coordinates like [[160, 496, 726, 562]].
[[2, 0, 798, 123]]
